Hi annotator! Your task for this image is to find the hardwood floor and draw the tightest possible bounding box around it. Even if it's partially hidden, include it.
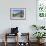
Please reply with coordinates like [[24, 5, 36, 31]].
[[0, 42, 46, 46]]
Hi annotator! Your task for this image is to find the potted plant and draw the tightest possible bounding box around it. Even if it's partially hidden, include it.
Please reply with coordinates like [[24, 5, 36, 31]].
[[33, 32, 46, 43], [32, 24, 45, 30]]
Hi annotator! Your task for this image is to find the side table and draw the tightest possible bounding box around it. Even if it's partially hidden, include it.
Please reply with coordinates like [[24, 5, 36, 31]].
[[4, 33, 18, 46]]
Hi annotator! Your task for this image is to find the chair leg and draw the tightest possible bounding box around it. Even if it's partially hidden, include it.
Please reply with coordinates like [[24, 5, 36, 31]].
[[4, 41, 7, 46], [4, 33, 7, 46]]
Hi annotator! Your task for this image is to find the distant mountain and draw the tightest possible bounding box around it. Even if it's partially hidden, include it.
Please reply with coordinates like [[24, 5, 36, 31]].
[[12, 10, 24, 17]]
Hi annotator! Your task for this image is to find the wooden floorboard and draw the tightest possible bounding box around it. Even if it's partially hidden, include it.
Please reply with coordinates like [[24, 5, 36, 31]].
[[0, 42, 46, 46]]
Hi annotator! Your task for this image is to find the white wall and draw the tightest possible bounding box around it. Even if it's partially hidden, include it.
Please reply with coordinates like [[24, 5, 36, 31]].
[[0, 0, 36, 42]]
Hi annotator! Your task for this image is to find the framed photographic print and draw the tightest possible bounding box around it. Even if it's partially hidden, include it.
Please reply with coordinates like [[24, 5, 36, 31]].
[[10, 8, 26, 20]]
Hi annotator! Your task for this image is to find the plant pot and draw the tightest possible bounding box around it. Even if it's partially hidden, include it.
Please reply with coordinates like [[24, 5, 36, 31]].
[[37, 39, 45, 44], [37, 39, 40, 43], [40, 38, 45, 43]]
